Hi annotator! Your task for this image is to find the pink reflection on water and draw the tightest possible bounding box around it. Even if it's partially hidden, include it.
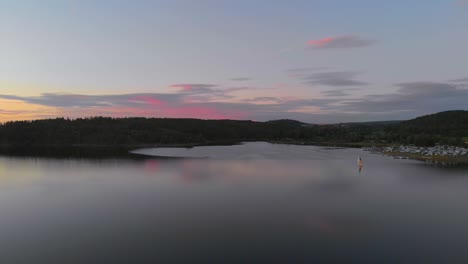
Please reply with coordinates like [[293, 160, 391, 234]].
[[144, 159, 160, 172]]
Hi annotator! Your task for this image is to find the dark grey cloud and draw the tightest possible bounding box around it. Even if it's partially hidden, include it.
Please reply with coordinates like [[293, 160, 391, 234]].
[[0, 86, 251, 110], [235, 81, 467, 122], [0, 93, 182, 108], [303, 71, 369, 87], [321, 90, 348, 97], [286, 67, 331, 78], [336, 82, 468, 118], [308, 35, 375, 49], [321, 88, 359, 97]]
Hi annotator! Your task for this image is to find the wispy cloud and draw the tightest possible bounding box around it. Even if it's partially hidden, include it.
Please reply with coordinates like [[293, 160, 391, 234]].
[[286, 67, 329, 77], [0, 92, 342, 122], [0, 93, 246, 120], [245, 97, 281, 103], [335, 82, 468, 117], [168, 83, 250, 102], [0, 98, 59, 122], [303, 71, 369, 86], [286, 67, 329, 73], [449, 77, 468, 83], [307, 35, 375, 49], [170, 84, 217, 92], [0, 93, 180, 108], [321, 88, 359, 97], [1, 81, 467, 123]]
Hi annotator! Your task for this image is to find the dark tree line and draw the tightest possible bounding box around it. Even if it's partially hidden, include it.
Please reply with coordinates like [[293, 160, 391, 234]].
[[0, 117, 309, 146], [0, 111, 467, 147]]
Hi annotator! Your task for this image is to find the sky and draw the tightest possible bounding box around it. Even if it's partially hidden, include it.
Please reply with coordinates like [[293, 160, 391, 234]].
[[1, 0, 467, 123]]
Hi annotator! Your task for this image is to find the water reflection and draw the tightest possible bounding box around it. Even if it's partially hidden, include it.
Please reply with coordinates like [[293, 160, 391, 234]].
[[0, 143, 467, 263], [306, 214, 369, 238], [0, 145, 138, 159], [144, 159, 160, 172]]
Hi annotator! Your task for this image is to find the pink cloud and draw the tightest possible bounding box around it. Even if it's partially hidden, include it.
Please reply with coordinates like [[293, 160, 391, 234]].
[[308, 37, 336, 47], [307, 35, 374, 49]]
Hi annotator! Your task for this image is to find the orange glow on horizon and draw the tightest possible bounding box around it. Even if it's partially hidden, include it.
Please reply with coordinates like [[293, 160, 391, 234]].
[[0, 99, 59, 123]]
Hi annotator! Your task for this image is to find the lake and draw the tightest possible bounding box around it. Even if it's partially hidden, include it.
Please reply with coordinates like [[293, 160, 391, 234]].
[[0, 142, 467, 263]]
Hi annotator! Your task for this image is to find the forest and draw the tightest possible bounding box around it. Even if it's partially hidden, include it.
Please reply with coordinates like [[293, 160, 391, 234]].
[[0, 110, 467, 148]]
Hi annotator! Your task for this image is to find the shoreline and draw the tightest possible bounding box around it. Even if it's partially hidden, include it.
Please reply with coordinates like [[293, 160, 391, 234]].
[[1, 142, 468, 164], [364, 145, 468, 165], [382, 152, 468, 165]]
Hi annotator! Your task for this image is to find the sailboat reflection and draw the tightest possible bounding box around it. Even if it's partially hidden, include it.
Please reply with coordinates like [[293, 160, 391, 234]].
[[358, 156, 363, 173]]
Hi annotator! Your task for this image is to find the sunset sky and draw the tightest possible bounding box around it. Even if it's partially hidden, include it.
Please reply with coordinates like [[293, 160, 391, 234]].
[[1, 0, 467, 123]]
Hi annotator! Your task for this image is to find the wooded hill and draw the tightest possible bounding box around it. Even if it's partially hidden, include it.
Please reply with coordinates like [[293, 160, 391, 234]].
[[0, 110, 467, 147]]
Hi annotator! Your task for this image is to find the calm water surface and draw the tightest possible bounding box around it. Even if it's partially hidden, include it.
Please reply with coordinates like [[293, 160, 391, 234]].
[[0, 142, 467, 263]]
